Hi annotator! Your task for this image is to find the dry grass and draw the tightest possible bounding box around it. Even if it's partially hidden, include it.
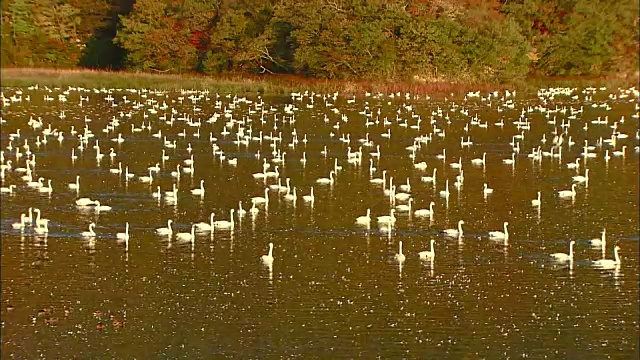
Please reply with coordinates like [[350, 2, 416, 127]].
[[1, 67, 637, 97]]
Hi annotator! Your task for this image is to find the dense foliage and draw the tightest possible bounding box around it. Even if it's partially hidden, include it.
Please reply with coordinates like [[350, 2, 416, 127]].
[[2, 0, 638, 82]]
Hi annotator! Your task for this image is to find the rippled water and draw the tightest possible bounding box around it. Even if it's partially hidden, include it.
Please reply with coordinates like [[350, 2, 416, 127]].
[[1, 86, 639, 358]]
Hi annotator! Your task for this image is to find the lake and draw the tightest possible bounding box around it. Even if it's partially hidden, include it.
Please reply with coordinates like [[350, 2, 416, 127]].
[[1, 85, 638, 358]]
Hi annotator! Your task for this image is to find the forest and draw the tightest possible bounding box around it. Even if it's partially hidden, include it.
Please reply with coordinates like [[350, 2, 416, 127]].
[[1, 0, 638, 83]]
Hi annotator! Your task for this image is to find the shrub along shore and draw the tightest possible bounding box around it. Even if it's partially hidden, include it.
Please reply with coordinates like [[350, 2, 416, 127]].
[[2, 68, 638, 98]]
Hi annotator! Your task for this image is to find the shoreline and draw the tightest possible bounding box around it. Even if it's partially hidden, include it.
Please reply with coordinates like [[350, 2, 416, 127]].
[[1, 67, 637, 97]]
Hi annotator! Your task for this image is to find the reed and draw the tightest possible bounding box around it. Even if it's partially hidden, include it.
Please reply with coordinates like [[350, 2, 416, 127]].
[[2, 67, 637, 97]]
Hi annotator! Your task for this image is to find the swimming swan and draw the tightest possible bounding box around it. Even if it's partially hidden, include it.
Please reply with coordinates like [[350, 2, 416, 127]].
[[558, 184, 577, 198], [489, 221, 509, 240], [418, 239, 436, 260], [81, 222, 97, 237], [550, 240, 575, 262], [592, 246, 621, 269], [394, 241, 406, 263], [261, 243, 274, 265], [443, 220, 464, 237]]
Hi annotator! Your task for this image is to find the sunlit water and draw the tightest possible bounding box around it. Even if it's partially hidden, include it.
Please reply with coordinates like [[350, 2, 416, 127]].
[[1, 86, 638, 358]]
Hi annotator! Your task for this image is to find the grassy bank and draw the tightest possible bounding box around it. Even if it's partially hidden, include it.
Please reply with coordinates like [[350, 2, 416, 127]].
[[1, 67, 637, 97]]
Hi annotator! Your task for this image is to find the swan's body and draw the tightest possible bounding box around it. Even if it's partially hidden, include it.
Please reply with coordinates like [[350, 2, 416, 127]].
[[413, 201, 435, 217], [175, 224, 196, 243], [68, 175, 80, 190], [75, 197, 96, 206], [355, 209, 371, 226], [550, 240, 575, 262], [261, 242, 274, 265], [316, 170, 335, 185], [116, 222, 130, 242], [191, 179, 205, 196], [94, 201, 112, 211], [81, 222, 97, 238], [592, 246, 621, 269], [214, 209, 235, 230], [489, 221, 509, 240], [394, 241, 406, 263], [558, 184, 577, 198], [156, 219, 173, 236], [443, 220, 464, 237], [195, 213, 215, 231], [572, 169, 589, 183], [377, 209, 396, 225], [418, 239, 435, 260], [531, 191, 541, 206], [588, 228, 606, 247]]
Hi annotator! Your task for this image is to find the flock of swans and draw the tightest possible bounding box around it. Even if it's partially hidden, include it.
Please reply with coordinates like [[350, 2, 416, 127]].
[[1, 84, 638, 275]]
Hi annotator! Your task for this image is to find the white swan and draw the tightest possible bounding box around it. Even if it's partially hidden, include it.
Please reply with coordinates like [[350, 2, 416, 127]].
[[355, 209, 371, 226], [302, 187, 315, 203], [558, 184, 577, 198], [572, 169, 589, 183], [370, 170, 386, 184], [471, 152, 486, 166], [421, 168, 436, 184], [214, 209, 235, 230], [550, 240, 575, 262], [38, 179, 53, 193], [116, 222, 130, 243], [414, 201, 435, 217], [592, 246, 621, 269], [489, 222, 509, 240], [191, 179, 205, 196], [175, 224, 196, 243], [531, 191, 541, 207], [483, 183, 493, 194], [316, 170, 335, 185], [261, 243, 274, 265], [418, 239, 435, 260], [588, 228, 606, 247], [502, 153, 515, 165], [94, 201, 112, 211], [75, 197, 96, 206], [12, 213, 27, 229], [394, 241, 406, 263], [195, 213, 215, 231], [68, 175, 80, 191], [0, 184, 16, 193], [252, 187, 269, 205], [443, 220, 464, 237], [81, 222, 97, 238], [377, 209, 396, 225], [156, 220, 173, 236], [439, 179, 450, 198]]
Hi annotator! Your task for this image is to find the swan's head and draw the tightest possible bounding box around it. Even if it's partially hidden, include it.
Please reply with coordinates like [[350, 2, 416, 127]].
[[504, 221, 509, 226], [458, 220, 465, 225]]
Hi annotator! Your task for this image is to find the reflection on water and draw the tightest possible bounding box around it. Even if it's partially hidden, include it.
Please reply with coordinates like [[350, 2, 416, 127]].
[[1, 85, 639, 358]]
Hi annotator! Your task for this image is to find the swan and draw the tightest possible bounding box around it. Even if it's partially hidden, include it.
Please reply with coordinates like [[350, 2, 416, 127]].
[[261, 243, 274, 265], [302, 187, 315, 203], [284, 187, 297, 202], [531, 191, 541, 206], [418, 239, 435, 260], [0, 184, 16, 193], [109, 162, 122, 174], [34, 221, 49, 234], [398, 178, 411, 192], [316, 170, 335, 185], [377, 209, 396, 225], [116, 222, 130, 243], [75, 197, 96, 206], [214, 209, 235, 230], [394, 241, 406, 263], [439, 179, 450, 198], [33, 208, 49, 227], [443, 220, 464, 237], [483, 183, 493, 194], [413, 201, 435, 217], [27, 177, 44, 188], [195, 213, 215, 231], [94, 201, 112, 211], [489, 222, 509, 240], [450, 157, 462, 169], [355, 209, 371, 226], [237, 201, 247, 216], [175, 224, 196, 243], [81, 222, 97, 237], [191, 179, 205, 196], [550, 240, 575, 262], [252, 187, 269, 205], [370, 170, 386, 184], [68, 176, 80, 191], [592, 246, 621, 269], [156, 220, 173, 236], [502, 153, 515, 165], [558, 184, 577, 198], [12, 213, 27, 229], [471, 152, 486, 165], [421, 168, 436, 184], [138, 169, 153, 184], [566, 158, 580, 169], [572, 169, 589, 183], [395, 198, 413, 212], [38, 179, 53, 193], [588, 228, 606, 247]]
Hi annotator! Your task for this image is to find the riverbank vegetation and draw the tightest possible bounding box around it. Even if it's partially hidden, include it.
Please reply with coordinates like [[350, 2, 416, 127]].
[[1, 0, 638, 84]]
